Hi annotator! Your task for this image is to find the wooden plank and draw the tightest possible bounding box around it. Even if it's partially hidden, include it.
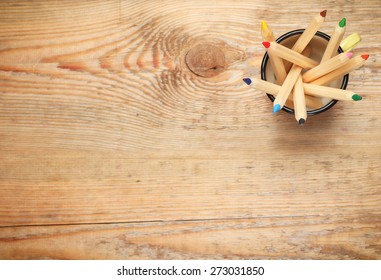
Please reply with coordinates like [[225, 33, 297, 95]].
[[1, 216, 380, 259], [1, 147, 380, 226]]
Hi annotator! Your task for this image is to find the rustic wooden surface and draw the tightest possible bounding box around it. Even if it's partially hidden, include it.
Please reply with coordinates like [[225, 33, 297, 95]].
[[0, 0, 380, 259]]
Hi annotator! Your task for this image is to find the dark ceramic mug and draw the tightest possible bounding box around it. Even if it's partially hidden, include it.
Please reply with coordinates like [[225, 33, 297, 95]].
[[261, 29, 349, 115]]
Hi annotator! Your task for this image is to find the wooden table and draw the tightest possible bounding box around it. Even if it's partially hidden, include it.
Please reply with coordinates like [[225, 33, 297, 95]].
[[1, 0, 380, 259]]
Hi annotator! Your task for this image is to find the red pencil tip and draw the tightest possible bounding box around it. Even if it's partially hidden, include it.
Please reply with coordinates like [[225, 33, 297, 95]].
[[320, 10, 327, 17], [262, 41, 270, 49], [361, 54, 369, 60]]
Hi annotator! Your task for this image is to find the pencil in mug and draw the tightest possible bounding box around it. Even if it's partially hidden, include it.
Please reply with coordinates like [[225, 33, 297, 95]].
[[320, 18, 346, 62], [261, 20, 287, 84], [303, 52, 353, 83], [242, 77, 324, 109], [284, 9, 327, 71], [304, 83, 362, 101], [273, 47, 312, 113], [262, 41, 318, 69], [293, 75, 307, 125], [310, 54, 369, 85]]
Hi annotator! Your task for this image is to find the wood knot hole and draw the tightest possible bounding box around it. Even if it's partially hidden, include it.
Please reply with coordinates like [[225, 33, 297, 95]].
[[185, 44, 225, 78]]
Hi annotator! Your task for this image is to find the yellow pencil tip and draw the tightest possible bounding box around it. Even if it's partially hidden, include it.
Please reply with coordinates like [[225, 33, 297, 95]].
[[261, 20, 268, 31]]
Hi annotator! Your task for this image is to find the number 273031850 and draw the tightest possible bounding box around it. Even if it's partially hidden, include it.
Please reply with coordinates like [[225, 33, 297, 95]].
[[210, 266, 264, 276]]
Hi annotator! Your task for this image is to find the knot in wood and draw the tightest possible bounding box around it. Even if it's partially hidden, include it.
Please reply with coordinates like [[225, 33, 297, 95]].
[[185, 44, 225, 78]]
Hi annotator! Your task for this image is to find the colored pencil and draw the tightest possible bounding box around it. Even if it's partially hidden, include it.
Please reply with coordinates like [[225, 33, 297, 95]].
[[261, 20, 287, 84], [304, 83, 362, 101], [293, 75, 307, 125], [262, 41, 318, 69], [284, 9, 327, 70], [320, 18, 346, 62], [261, 20, 274, 41], [340, 32, 361, 52], [303, 52, 353, 83], [310, 54, 369, 86], [272, 46, 312, 112], [243, 77, 279, 94], [273, 63, 303, 112], [242, 77, 324, 109]]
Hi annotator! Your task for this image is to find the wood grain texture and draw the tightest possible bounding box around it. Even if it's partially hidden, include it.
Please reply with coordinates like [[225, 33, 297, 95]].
[[0, 0, 380, 259], [1, 215, 380, 260]]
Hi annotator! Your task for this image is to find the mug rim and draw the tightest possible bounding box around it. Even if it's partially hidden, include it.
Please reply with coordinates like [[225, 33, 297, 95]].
[[261, 29, 350, 116]]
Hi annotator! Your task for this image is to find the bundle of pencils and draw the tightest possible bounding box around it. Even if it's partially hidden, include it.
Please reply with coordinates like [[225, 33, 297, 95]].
[[243, 10, 369, 125]]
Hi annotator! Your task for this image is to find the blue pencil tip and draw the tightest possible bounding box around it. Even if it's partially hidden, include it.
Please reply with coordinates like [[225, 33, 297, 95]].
[[273, 104, 281, 113], [243, 78, 252, 85]]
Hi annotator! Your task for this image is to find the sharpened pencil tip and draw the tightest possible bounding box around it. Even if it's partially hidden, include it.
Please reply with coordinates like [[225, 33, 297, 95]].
[[320, 10, 327, 17], [346, 52, 353, 59], [261, 20, 268, 31], [361, 54, 369, 60], [243, 78, 252, 85], [262, 41, 270, 49], [352, 94, 362, 101], [298, 119, 305, 126], [273, 104, 281, 113], [339, 18, 346, 28]]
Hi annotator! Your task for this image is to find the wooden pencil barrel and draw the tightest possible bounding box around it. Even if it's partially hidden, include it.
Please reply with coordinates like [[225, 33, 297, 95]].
[[261, 29, 349, 116]]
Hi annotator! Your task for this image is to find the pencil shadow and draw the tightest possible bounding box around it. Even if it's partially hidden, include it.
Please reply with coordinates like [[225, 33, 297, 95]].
[[270, 105, 341, 149]]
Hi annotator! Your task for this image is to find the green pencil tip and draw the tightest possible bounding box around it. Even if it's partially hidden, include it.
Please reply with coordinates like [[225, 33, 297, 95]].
[[339, 18, 346, 28], [352, 94, 362, 101]]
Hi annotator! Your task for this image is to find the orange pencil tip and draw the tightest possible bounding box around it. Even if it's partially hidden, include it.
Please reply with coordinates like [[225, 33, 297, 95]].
[[361, 54, 369, 60], [320, 10, 327, 17], [262, 41, 270, 48]]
